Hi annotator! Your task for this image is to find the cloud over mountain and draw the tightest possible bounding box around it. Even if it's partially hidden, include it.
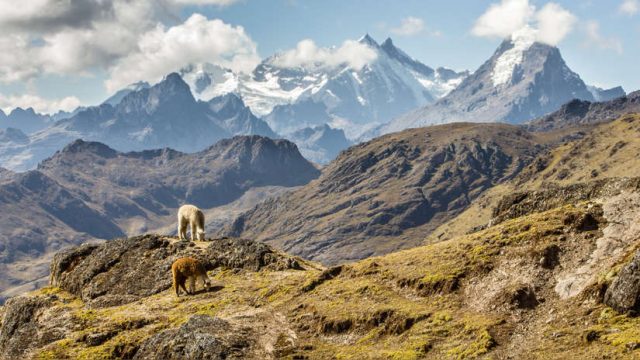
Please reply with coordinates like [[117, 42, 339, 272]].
[[271, 39, 378, 71], [390, 17, 426, 36], [472, 0, 576, 46], [0, 0, 254, 88], [105, 14, 259, 92]]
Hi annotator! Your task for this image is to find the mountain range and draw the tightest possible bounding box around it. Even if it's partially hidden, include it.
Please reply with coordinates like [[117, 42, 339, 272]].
[[0, 34, 627, 171], [180, 35, 468, 139], [3, 112, 640, 359], [382, 29, 625, 134], [224, 122, 544, 264], [0, 74, 278, 171]]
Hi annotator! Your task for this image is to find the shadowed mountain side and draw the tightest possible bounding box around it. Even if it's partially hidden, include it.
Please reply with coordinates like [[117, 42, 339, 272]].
[[37, 136, 319, 227], [225, 123, 543, 264]]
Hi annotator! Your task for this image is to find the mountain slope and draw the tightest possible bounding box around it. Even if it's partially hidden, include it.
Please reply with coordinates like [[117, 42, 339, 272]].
[[426, 113, 640, 245], [286, 124, 352, 164], [5, 184, 640, 358], [0, 108, 51, 134], [383, 30, 617, 134], [226, 123, 542, 264], [258, 35, 466, 138]]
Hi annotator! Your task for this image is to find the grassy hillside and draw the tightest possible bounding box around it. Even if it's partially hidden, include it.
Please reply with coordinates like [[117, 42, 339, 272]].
[[4, 183, 640, 359], [426, 113, 640, 244]]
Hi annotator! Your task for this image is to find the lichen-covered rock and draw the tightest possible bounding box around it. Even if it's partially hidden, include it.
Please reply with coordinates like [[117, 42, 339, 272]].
[[49, 234, 304, 307], [0, 295, 71, 360], [604, 250, 640, 314], [205, 237, 302, 271], [133, 315, 253, 360], [492, 177, 640, 225]]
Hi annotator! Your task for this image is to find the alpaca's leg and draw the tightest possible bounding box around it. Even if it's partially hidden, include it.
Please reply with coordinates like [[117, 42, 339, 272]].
[[178, 218, 186, 240], [190, 221, 196, 241]]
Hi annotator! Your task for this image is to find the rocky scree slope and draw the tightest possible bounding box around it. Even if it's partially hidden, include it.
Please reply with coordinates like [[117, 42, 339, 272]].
[[0, 135, 318, 303], [4, 181, 640, 358], [226, 122, 543, 264]]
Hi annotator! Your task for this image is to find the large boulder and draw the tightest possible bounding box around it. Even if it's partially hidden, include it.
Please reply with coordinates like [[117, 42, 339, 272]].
[[604, 250, 640, 314], [0, 295, 71, 360], [49, 234, 303, 307], [133, 315, 253, 360]]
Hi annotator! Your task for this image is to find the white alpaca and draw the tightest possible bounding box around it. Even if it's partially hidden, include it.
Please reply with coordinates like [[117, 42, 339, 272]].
[[177, 204, 205, 241]]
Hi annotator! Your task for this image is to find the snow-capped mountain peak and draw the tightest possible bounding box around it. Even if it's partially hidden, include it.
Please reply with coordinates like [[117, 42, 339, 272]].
[[492, 26, 537, 87], [382, 33, 620, 135], [177, 35, 468, 139], [179, 63, 239, 102], [358, 33, 380, 47]]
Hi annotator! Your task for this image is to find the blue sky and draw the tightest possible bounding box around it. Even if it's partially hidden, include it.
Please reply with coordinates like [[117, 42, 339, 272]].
[[0, 0, 637, 113]]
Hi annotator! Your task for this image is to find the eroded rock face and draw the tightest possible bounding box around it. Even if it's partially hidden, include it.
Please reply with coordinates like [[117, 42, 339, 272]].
[[133, 315, 253, 360], [492, 177, 640, 225], [0, 295, 71, 360], [49, 234, 302, 307], [604, 250, 640, 314]]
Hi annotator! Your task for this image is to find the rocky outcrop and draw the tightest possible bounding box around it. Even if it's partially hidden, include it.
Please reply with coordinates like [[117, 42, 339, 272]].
[[133, 315, 253, 360], [604, 250, 640, 314], [0, 295, 63, 360], [491, 177, 640, 225], [50, 234, 304, 307]]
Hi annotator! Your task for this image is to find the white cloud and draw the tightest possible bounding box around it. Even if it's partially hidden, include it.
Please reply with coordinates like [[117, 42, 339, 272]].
[[535, 3, 577, 46], [0, 0, 252, 112], [472, 0, 576, 46], [583, 20, 623, 54], [272, 39, 378, 71], [391, 17, 425, 36], [472, 0, 534, 39], [105, 14, 260, 93], [0, 0, 163, 82], [619, 0, 639, 15], [0, 94, 82, 115]]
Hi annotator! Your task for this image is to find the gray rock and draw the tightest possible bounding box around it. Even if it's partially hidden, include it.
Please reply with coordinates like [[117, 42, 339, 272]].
[[604, 250, 640, 314], [526, 91, 640, 132], [0, 295, 61, 359], [133, 315, 252, 360], [49, 234, 304, 307]]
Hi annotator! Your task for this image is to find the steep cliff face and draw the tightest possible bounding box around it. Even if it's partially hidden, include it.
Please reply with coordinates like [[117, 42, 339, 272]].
[[226, 123, 543, 264]]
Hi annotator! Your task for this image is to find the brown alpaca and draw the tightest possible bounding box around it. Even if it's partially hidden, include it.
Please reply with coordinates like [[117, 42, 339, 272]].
[[178, 204, 205, 241], [171, 257, 211, 297]]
